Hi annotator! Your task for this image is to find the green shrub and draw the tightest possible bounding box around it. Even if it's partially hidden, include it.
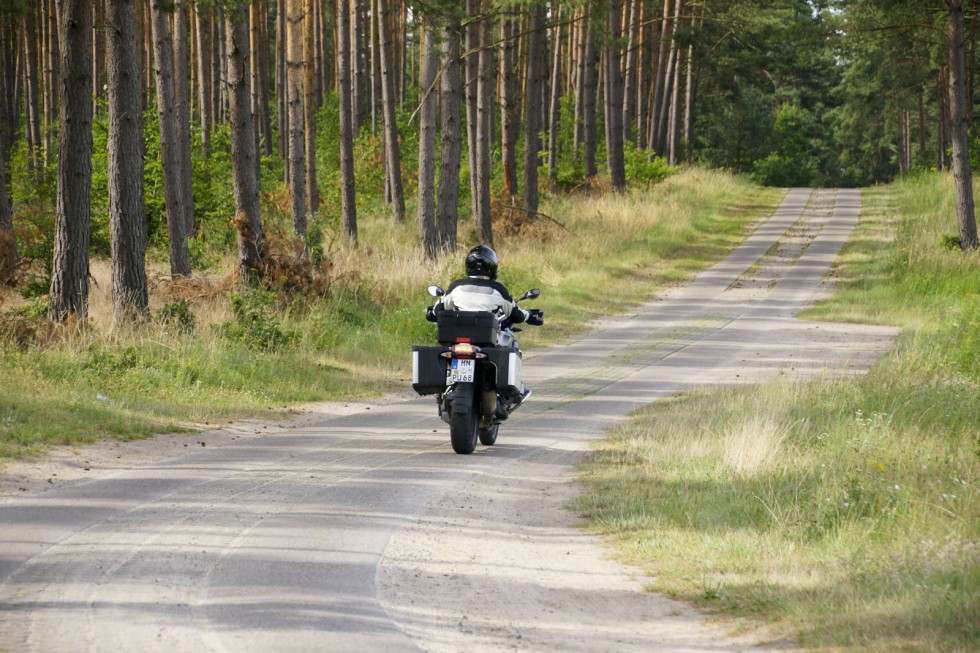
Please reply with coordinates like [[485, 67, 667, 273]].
[[623, 146, 677, 186], [157, 300, 196, 334], [220, 289, 296, 351]]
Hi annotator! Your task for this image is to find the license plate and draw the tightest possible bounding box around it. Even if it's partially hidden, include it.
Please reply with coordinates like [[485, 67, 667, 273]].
[[448, 358, 475, 383]]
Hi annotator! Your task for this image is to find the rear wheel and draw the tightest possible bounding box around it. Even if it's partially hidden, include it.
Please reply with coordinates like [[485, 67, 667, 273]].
[[449, 385, 479, 454], [478, 422, 499, 446]]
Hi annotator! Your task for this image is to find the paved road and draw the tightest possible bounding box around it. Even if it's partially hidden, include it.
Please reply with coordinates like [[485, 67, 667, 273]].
[[0, 189, 898, 652]]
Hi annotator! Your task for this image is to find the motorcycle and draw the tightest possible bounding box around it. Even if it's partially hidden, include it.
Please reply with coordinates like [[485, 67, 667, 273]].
[[412, 286, 544, 454]]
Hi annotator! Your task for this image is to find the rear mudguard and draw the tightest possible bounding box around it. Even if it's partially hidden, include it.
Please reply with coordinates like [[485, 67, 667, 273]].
[[441, 381, 477, 424]]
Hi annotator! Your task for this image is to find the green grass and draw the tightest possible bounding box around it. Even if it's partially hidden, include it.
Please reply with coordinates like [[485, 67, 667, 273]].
[[578, 171, 980, 652], [0, 168, 779, 458]]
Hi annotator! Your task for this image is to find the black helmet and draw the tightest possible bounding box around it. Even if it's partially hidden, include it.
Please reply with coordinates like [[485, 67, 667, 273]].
[[465, 245, 499, 279]]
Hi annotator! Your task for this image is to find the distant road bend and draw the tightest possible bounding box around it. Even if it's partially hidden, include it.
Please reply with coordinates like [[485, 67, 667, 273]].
[[0, 188, 898, 652]]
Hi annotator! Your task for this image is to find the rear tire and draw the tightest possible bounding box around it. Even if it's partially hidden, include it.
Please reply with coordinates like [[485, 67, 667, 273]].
[[479, 423, 499, 446], [449, 386, 479, 454]]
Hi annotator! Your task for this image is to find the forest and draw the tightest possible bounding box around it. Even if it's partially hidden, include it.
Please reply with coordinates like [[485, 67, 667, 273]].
[[0, 0, 976, 324]]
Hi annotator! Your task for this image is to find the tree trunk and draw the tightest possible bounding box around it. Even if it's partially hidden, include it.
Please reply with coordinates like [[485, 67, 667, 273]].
[[151, 0, 191, 278], [91, 0, 104, 110], [44, 0, 59, 166], [370, 1, 381, 134], [573, 7, 587, 153], [605, 0, 626, 189], [946, 0, 978, 249], [475, 0, 494, 244], [376, 0, 405, 221], [547, 8, 563, 182], [465, 0, 479, 220], [106, 0, 149, 321], [582, 6, 599, 180], [0, 144, 15, 284], [417, 21, 438, 260], [49, 0, 93, 321], [351, 0, 363, 134], [437, 17, 462, 251], [524, 3, 547, 214], [499, 13, 519, 199], [174, 0, 195, 236], [195, 2, 213, 156], [23, 6, 42, 172], [337, 0, 357, 242], [286, 0, 307, 238], [683, 41, 694, 163], [648, 0, 670, 152], [622, 0, 640, 144], [226, 1, 266, 282], [277, 0, 288, 171], [667, 22, 683, 165], [304, 0, 318, 217]]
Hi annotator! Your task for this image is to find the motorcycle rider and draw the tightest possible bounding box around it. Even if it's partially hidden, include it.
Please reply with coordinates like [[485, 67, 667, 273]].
[[428, 245, 530, 325], [427, 245, 538, 417]]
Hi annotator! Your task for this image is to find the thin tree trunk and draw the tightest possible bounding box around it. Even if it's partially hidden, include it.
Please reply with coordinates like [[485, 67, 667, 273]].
[[649, 0, 670, 152], [918, 85, 927, 159], [277, 0, 288, 171], [91, 0, 104, 110], [417, 21, 438, 260], [351, 0, 363, 134], [286, 0, 307, 238], [946, 0, 978, 249], [667, 22, 683, 165], [304, 0, 318, 217], [23, 6, 42, 172], [151, 0, 191, 278], [49, 0, 94, 321], [655, 4, 678, 157], [499, 13, 519, 199], [370, 1, 380, 134], [683, 41, 694, 163], [437, 17, 462, 251], [195, 2, 213, 156], [44, 0, 59, 165], [106, 0, 149, 321], [547, 8, 563, 182], [475, 0, 493, 243], [524, 2, 547, 214], [582, 5, 599, 180], [175, 0, 195, 236], [465, 1, 479, 219], [605, 0, 626, 189], [0, 144, 15, 284], [337, 0, 357, 242], [622, 0, 640, 144], [227, 1, 266, 281], [573, 7, 587, 154], [376, 0, 405, 221]]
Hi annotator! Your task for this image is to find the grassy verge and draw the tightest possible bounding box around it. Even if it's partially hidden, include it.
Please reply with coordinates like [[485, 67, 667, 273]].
[[0, 168, 779, 459], [578, 172, 980, 652]]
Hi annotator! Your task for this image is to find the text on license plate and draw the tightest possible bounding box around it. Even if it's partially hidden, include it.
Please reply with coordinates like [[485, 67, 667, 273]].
[[448, 358, 475, 383]]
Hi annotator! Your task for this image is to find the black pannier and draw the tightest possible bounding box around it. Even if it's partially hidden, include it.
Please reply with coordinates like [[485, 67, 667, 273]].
[[436, 310, 499, 345], [412, 346, 447, 395]]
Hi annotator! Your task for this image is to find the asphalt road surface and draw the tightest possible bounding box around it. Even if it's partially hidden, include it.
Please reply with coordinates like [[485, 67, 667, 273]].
[[0, 189, 899, 652]]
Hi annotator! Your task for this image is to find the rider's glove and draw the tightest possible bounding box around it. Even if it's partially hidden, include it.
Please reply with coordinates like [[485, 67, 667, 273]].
[[425, 306, 438, 322], [526, 309, 544, 326]]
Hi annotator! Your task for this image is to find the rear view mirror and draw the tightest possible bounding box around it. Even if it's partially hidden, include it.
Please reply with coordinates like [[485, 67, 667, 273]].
[[520, 288, 541, 301], [428, 285, 445, 297]]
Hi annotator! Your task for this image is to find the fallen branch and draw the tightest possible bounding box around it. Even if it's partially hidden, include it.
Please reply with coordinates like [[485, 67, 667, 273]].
[[491, 200, 574, 234]]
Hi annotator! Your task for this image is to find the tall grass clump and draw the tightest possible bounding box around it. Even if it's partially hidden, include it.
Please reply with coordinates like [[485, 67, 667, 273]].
[[579, 171, 980, 652]]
